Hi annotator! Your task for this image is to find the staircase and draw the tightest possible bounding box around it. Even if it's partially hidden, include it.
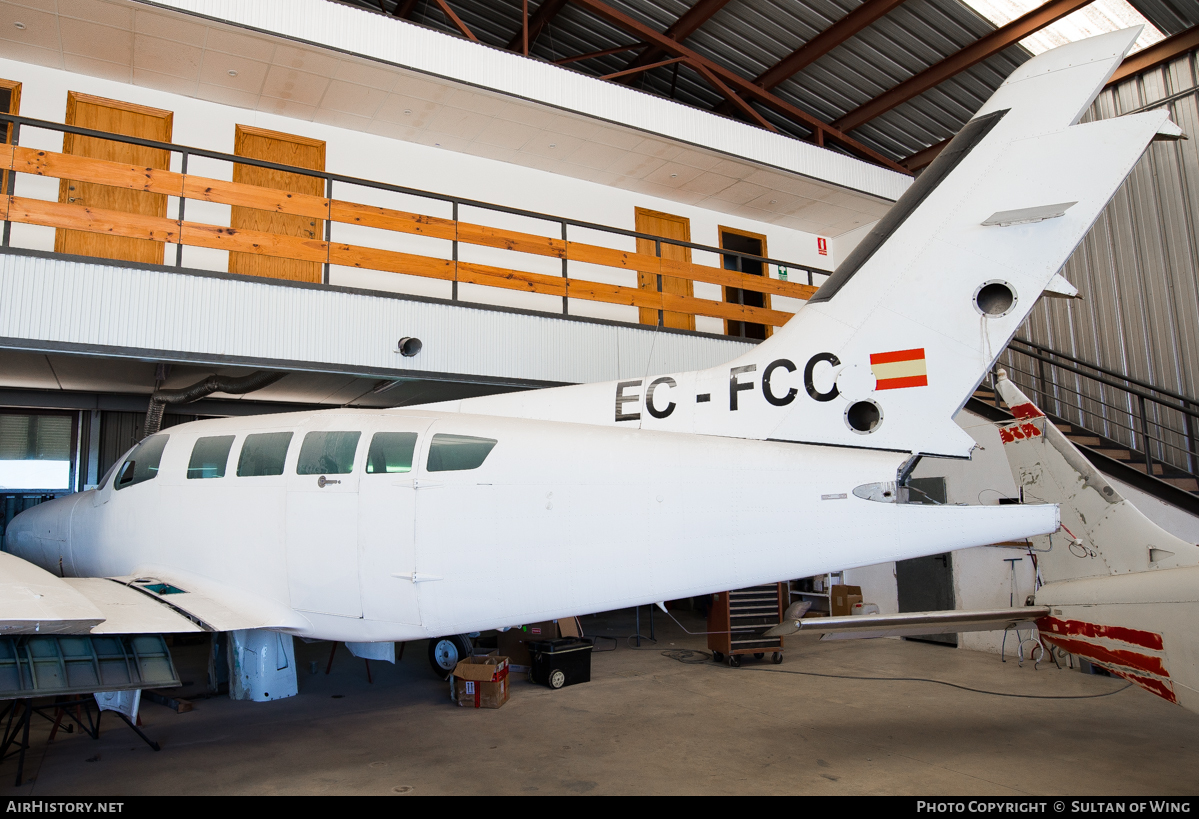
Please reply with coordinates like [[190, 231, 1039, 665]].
[[968, 384, 1199, 515]]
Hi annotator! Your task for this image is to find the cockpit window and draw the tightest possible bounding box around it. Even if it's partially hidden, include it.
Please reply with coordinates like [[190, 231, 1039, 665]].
[[426, 434, 497, 472], [188, 435, 235, 479], [366, 432, 418, 474], [115, 435, 169, 490], [237, 432, 293, 477], [297, 431, 361, 475]]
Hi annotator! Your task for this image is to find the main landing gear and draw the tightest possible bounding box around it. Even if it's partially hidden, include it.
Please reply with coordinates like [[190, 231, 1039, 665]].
[[427, 635, 472, 678]]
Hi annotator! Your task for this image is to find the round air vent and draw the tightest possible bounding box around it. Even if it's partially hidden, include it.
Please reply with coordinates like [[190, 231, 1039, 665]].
[[397, 337, 422, 357], [974, 281, 1016, 317], [845, 400, 882, 434]]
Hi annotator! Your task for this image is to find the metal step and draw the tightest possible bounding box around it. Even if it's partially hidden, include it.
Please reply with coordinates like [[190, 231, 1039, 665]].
[[1066, 435, 1102, 446], [1095, 448, 1132, 460]]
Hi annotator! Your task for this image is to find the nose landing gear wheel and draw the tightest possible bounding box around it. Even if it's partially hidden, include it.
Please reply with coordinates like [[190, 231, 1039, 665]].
[[428, 634, 472, 679], [549, 669, 566, 689]]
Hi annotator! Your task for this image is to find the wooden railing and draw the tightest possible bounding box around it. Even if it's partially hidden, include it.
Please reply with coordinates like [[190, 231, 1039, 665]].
[[0, 115, 828, 330]]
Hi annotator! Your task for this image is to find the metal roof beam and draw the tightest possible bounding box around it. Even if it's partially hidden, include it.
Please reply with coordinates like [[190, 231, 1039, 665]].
[[507, 0, 569, 51], [613, 0, 734, 85], [429, 0, 478, 42], [833, 0, 1097, 133], [755, 0, 909, 90], [568, 0, 910, 174]]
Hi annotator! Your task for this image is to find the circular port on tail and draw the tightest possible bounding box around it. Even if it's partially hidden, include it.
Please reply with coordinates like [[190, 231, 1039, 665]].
[[845, 400, 882, 434], [974, 281, 1016, 317]]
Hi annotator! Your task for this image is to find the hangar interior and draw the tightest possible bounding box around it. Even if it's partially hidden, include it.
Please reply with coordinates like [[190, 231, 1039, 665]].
[[1, 0, 1198, 796]]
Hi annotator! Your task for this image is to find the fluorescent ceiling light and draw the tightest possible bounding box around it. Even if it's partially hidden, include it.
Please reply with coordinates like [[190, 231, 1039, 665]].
[[960, 0, 1164, 55]]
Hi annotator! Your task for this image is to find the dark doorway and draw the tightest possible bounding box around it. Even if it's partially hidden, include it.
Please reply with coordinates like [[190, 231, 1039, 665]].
[[895, 477, 957, 646], [720, 228, 770, 340]]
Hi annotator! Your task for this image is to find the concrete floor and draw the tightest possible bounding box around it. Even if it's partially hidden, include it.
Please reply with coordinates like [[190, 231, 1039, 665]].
[[3, 609, 1197, 796]]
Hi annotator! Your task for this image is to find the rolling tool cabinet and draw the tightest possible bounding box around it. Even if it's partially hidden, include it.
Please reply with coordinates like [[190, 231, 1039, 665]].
[[707, 583, 786, 667]]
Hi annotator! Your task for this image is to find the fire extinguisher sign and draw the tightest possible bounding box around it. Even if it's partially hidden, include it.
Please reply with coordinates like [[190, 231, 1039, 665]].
[[817, 237, 828, 256]]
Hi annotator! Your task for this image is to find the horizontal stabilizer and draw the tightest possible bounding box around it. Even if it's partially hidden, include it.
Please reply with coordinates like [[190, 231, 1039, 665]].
[[773, 606, 1049, 641]]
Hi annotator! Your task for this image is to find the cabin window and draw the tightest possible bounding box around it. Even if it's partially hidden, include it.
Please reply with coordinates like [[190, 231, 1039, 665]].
[[297, 431, 361, 475], [187, 435, 234, 479], [237, 432, 293, 477], [426, 434, 497, 472], [115, 434, 169, 490], [365, 432, 418, 474]]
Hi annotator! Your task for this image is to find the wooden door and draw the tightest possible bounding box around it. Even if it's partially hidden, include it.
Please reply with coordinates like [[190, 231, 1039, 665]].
[[230, 125, 326, 283], [635, 207, 694, 331], [56, 92, 173, 264], [1, 80, 20, 197], [720, 226, 772, 339]]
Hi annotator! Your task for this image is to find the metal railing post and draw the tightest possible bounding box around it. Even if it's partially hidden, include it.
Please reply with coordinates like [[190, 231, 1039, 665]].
[[323, 176, 333, 285], [451, 201, 459, 302], [175, 150, 188, 268], [1137, 394, 1154, 472], [655, 239, 663, 328], [1186, 402, 1198, 475], [561, 220, 568, 316], [1037, 354, 1050, 414], [2, 121, 19, 248]]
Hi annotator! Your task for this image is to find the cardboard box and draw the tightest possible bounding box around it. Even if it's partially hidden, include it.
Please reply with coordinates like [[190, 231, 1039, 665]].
[[496, 621, 559, 669], [830, 584, 863, 616], [450, 655, 510, 709]]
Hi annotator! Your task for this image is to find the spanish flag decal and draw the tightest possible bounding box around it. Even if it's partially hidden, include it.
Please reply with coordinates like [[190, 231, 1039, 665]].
[[870, 348, 928, 390]]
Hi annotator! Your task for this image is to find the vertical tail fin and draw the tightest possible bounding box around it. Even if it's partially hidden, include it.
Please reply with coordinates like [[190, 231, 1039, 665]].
[[995, 372, 1199, 583], [720, 29, 1178, 456]]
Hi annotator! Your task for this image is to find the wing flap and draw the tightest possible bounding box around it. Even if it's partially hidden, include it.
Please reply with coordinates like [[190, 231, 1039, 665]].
[[63, 579, 203, 634]]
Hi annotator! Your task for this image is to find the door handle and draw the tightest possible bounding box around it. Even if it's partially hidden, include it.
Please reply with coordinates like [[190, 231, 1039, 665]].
[[317, 475, 341, 488]]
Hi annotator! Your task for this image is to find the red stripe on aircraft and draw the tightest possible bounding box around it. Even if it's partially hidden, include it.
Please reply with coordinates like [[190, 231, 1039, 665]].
[[1037, 616, 1164, 651], [870, 348, 925, 365], [1108, 668, 1179, 705], [1009, 402, 1046, 419], [1041, 634, 1169, 678], [876, 375, 929, 390]]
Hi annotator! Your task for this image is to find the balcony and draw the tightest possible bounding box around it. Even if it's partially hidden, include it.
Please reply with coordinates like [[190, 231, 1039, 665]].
[[0, 111, 830, 403]]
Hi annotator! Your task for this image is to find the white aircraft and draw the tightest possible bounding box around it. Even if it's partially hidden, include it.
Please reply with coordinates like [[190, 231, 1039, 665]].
[[1, 29, 1184, 694]]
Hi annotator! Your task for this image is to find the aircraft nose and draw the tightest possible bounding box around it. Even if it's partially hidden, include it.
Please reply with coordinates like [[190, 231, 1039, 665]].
[[3, 496, 74, 573]]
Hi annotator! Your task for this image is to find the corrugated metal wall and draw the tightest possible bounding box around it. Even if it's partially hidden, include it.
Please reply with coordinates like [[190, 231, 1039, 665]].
[[1003, 48, 1199, 471]]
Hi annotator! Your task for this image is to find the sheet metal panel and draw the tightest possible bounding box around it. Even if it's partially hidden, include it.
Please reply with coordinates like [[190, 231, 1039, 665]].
[[0, 253, 752, 387], [1007, 50, 1199, 470]]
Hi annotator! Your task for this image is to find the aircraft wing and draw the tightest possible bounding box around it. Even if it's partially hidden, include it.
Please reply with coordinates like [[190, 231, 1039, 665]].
[[767, 606, 1050, 641], [0, 551, 293, 635]]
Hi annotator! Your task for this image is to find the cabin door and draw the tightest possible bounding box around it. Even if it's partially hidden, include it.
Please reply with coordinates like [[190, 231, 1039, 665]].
[[635, 208, 694, 330], [357, 420, 433, 626], [56, 92, 173, 264], [285, 423, 364, 618], [230, 125, 326, 282]]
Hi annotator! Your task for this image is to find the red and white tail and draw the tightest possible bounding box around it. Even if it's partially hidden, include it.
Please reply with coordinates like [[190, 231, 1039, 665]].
[[996, 372, 1199, 712]]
